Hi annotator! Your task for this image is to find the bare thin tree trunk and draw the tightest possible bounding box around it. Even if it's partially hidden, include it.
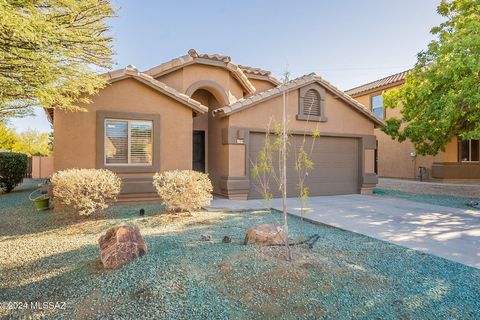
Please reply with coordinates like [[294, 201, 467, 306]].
[[282, 90, 291, 260]]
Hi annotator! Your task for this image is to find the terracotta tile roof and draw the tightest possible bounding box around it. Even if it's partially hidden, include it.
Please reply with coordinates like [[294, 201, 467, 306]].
[[238, 64, 281, 86], [345, 69, 410, 97], [106, 66, 208, 114], [144, 49, 257, 94], [213, 73, 384, 127], [238, 65, 270, 76]]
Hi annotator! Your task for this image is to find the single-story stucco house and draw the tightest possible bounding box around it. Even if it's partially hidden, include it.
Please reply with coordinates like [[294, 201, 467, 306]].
[[47, 49, 384, 200], [346, 70, 480, 181]]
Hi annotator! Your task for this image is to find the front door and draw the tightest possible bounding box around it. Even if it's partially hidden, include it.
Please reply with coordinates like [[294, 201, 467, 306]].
[[192, 131, 205, 172]]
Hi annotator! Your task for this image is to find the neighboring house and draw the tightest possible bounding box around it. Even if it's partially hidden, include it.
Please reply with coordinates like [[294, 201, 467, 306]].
[[346, 70, 480, 181], [47, 49, 383, 200]]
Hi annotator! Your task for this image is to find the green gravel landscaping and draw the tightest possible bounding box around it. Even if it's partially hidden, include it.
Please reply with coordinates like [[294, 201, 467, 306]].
[[373, 188, 479, 210], [1, 180, 480, 319]]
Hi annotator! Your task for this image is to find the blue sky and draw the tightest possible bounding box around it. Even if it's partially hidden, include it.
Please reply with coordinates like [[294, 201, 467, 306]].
[[11, 0, 444, 133]]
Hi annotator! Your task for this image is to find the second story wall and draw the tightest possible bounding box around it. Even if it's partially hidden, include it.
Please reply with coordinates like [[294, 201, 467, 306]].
[[154, 64, 246, 104], [349, 81, 459, 178]]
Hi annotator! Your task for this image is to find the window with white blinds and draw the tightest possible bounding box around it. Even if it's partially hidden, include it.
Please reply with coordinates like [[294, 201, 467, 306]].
[[105, 119, 153, 165], [303, 89, 321, 117]]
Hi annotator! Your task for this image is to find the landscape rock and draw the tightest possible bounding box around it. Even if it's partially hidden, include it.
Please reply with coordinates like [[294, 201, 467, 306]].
[[222, 236, 232, 243], [98, 225, 147, 269], [200, 234, 211, 241], [244, 224, 287, 246]]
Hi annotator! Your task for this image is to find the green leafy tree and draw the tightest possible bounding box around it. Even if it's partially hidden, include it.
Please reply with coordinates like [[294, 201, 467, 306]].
[[48, 126, 54, 153], [0, 122, 18, 151], [0, 0, 115, 119], [0, 123, 50, 155], [383, 0, 480, 155], [13, 129, 50, 156]]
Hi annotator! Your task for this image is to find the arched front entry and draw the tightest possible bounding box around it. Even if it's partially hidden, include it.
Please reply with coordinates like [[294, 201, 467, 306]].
[[186, 80, 229, 106], [188, 83, 228, 194]]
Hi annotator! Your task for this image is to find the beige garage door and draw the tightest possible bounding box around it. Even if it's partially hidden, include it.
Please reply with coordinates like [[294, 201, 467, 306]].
[[248, 133, 359, 199]]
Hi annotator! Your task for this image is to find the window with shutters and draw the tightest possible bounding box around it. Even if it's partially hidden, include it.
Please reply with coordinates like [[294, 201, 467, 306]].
[[303, 89, 321, 117], [105, 119, 153, 165]]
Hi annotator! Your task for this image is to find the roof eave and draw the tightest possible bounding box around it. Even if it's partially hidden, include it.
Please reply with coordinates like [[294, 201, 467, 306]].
[[347, 79, 405, 98], [243, 73, 281, 86], [43, 107, 53, 124]]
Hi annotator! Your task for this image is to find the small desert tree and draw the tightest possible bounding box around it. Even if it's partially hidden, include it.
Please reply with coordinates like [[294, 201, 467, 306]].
[[252, 119, 292, 259], [294, 116, 320, 239], [251, 72, 321, 259]]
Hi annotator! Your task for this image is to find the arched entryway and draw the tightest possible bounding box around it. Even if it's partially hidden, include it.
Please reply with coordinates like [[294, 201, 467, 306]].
[[189, 84, 228, 194]]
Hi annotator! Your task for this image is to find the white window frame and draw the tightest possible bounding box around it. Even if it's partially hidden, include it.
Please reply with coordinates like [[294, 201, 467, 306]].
[[461, 139, 480, 162], [104, 119, 153, 166]]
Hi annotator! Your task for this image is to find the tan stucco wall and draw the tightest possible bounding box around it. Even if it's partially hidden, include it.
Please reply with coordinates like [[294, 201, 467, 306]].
[[228, 144, 246, 176], [444, 137, 458, 162], [209, 116, 229, 194], [364, 150, 375, 173], [54, 78, 193, 176], [352, 85, 458, 179], [229, 89, 374, 134], [155, 64, 245, 104], [248, 78, 276, 93]]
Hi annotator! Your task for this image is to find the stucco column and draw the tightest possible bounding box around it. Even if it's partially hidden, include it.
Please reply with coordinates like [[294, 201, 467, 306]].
[[219, 127, 250, 199], [361, 135, 379, 195]]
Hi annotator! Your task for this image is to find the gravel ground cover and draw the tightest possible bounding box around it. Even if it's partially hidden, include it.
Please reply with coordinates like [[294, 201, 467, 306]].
[[373, 188, 479, 210], [1, 180, 480, 319]]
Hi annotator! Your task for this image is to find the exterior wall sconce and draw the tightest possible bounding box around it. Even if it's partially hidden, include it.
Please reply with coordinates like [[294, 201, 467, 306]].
[[236, 129, 245, 144]]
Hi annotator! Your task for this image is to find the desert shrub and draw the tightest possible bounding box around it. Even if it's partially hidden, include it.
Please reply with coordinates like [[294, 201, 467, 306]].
[[51, 169, 121, 216], [153, 170, 213, 212], [0, 152, 28, 193]]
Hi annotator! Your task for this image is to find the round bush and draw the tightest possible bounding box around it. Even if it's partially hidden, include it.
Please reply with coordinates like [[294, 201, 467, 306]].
[[51, 169, 121, 216], [153, 170, 213, 213], [0, 152, 28, 193]]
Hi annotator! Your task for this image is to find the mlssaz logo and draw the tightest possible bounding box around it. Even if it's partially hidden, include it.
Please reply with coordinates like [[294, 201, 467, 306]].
[[30, 302, 66, 310]]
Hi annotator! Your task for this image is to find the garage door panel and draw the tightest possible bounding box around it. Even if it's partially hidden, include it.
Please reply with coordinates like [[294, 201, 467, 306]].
[[307, 168, 357, 179], [248, 133, 359, 199]]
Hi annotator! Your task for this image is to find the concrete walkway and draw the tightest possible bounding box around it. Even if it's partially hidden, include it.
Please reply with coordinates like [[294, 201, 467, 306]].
[[209, 195, 480, 268]]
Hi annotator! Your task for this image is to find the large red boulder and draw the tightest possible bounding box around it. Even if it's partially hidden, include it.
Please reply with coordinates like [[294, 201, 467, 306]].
[[98, 225, 147, 269], [244, 224, 287, 245]]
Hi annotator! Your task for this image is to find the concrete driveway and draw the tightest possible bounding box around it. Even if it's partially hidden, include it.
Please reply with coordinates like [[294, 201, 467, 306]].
[[209, 195, 480, 268]]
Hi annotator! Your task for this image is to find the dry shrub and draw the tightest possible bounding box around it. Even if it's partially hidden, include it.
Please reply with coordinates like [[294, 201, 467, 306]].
[[153, 170, 213, 213], [51, 169, 121, 216]]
